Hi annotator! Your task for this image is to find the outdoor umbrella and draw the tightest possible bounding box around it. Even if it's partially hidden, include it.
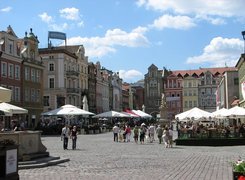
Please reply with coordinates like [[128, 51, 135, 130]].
[[41, 104, 94, 125], [124, 109, 140, 117], [0, 87, 12, 103], [0, 102, 28, 116], [41, 104, 94, 116], [211, 108, 229, 119], [224, 106, 245, 118], [132, 110, 152, 118], [93, 110, 129, 118], [175, 107, 212, 121]]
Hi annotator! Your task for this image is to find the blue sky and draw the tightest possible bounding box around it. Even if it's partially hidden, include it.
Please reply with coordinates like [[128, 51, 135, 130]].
[[1, 0, 245, 83]]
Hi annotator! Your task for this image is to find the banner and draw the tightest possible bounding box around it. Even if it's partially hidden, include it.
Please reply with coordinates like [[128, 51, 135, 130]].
[[48, 31, 66, 40], [241, 81, 245, 100]]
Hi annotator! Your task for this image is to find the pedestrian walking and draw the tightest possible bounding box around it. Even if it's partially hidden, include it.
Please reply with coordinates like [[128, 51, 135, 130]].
[[125, 125, 131, 142], [112, 124, 120, 142], [156, 125, 163, 144], [61, 124, 70, 150], [168, 128, 173, 148], [162, 127, 170, 148], [70, 126, 78, 150], [133, 125, 139, 143], [148, 124, 155, 143], [139, 124, 146, 144]]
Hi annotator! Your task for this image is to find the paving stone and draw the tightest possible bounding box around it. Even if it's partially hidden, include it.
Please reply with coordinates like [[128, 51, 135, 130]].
[[18, 131, 244, 180]]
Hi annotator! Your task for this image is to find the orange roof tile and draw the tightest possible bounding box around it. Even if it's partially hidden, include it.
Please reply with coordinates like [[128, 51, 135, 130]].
[[171, 67, 237, 77]]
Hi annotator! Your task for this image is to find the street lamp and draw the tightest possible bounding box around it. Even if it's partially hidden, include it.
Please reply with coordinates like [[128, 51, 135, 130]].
[[242, 31, 245, 54]]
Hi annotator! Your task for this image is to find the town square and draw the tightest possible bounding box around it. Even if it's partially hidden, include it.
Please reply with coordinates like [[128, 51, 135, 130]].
[[0, 1, 245, 180]]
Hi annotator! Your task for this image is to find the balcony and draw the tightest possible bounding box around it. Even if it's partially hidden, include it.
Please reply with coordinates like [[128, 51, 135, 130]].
[[66, 88, 80, 94], [66, 70, 79, 77]]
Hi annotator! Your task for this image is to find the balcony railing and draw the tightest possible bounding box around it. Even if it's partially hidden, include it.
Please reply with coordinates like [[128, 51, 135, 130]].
[[66, 88, 80, 94], [66, 70, 79, 77]]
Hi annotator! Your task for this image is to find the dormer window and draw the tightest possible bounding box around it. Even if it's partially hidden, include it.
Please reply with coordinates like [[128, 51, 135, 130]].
[[8, 39, 14, 54]]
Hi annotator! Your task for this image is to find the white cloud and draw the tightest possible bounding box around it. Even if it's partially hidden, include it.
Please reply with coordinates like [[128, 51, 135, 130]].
[[195, 14, 226, 25], [150, 14, 196, 30], [119, 70, 144, 82], [77, 21, 84, 27], [39, 12, 53, 24], [137, 0, 245, 17], [59, 7, 80, 21], [0, 6, 12, 12], [186, 37, 243, 67], [136, 0, 146, 7], [49, 23, 69, 31], [66, 27, 149, 58]]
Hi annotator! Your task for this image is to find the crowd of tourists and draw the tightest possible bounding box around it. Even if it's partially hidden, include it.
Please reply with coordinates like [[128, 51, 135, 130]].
[[177, 121, 245, 139], [112, 123, 174, 148]]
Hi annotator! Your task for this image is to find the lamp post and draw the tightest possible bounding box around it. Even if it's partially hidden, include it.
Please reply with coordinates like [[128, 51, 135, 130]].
[[242, 31, 245, 54]]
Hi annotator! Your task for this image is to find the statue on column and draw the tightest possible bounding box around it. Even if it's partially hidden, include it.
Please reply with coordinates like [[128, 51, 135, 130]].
[[159, 93, 168, 122], [142, 104, 145, 112]]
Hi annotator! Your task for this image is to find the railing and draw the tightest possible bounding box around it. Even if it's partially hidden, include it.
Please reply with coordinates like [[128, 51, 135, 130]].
[[66, 88, 80, 94], [66, 70, 79, 77], [177, 129, 245, 139]]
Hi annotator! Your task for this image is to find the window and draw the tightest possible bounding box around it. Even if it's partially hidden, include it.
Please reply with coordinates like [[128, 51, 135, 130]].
[[24, 88, 30, 102], [31, 88, 35, 102], [188, 82, 192, 87], [15, 65, 20, 80], [193, 90, 197, 96], [36, 89, 40, 102], [234, 78, 239, 85], [1, 62, 7, 77], [189, 90, 192, 96], [8, 64, 14, 79], [49, 78, 54, 88], [43, 96, 50, 106], [31, 69, 35, 82], [184, 90, 187, 96], [49, 63, 54, 71], [15, 87, 20, 102], [30, 51, 35, 60], [206, 88, 211, 95], [189, 101, 192, 108], [36, 70, 40, 83], [25, 67, 30, 80], [206, 74, 211, 85], [194, 101, 197, 107], [8, 39, 14, 54], [184, 101, 188, 108]]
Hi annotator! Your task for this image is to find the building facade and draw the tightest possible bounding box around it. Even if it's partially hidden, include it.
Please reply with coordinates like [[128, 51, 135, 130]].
[[88, 62, 97, 113], [144, 64, 163, 117], [164, 72, 183, 120], [217, 70, 239, 109], [236, 54, 245, 107], [39, 45, 88, 112], [0, 26, 44, 128]]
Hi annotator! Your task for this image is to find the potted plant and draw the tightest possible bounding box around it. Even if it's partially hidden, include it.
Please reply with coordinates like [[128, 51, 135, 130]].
[[232, 158, 245, 180]]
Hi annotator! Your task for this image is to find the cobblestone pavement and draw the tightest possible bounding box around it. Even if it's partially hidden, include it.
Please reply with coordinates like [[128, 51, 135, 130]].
[[19, 132, 245, 180]]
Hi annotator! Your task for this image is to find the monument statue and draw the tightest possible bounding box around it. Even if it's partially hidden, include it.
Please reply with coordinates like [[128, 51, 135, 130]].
[[159, 93, 168, 123], [161, 93, 167, 108], [142, 104, 145, 112]]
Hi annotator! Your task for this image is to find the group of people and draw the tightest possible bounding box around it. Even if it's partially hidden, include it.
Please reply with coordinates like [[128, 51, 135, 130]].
[[61, 124, 78, 150], [112, 123, 174, 148], [177, 122, 245, 139]]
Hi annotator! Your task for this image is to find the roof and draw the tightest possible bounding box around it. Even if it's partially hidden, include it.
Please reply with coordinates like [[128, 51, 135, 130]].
[[171, 67, 237, 78]]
